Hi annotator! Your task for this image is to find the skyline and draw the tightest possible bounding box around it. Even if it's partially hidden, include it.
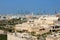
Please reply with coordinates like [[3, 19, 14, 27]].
[[0, 0, 60, 14]]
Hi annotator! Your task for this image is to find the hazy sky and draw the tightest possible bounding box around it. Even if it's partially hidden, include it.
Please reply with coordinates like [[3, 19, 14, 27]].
[[0, 0, 60, 14]]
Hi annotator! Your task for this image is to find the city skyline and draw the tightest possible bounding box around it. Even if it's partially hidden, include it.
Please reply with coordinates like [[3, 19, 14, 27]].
[[0, 0, 60, 14]]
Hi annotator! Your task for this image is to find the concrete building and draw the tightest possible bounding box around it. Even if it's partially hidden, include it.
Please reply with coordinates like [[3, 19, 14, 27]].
[[0, 30, 5, 34], [46, 33, 60, 40], [14, 15, 60, 35], [7, 14, 60, 40], [15, 16, 58, 34], [7, 33, 37, 40], [36, 15, 58, 25]]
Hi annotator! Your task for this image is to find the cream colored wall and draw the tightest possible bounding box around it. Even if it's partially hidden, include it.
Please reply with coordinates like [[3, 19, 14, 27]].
[[7, 34, 20, 40]]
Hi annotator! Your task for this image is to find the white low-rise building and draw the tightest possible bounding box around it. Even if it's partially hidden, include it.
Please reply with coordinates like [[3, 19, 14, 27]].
[[7, 33, 37, 40]]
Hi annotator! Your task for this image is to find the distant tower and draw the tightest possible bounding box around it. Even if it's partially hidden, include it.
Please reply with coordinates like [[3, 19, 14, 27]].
[[37, 8, 42, 15], [43, 10, 46, 15], [32, 12, 34, 16], [17, 8, 20, 14], [17, 10, 20, 16], [55, 10, 57, 15]]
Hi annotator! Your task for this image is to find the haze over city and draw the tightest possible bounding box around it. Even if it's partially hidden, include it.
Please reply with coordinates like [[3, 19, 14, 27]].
[[0, 0, 60, 14]]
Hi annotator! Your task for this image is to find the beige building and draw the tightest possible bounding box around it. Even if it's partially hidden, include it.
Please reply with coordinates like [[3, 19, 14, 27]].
[[46, 33, 60, 40], [14, 15, 59, 35], [7, 15, 60, 40], [7, 33, 37, 40], [36, 16, 58, 25], [15, 22, 51, 35], [0, 30, 5, 34]]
